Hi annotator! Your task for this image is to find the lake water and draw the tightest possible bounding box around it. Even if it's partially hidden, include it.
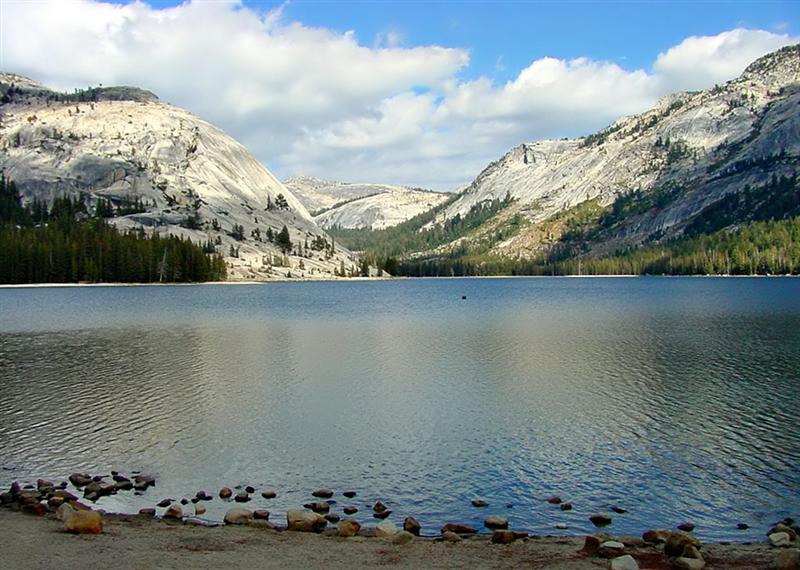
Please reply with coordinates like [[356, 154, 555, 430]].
[[0, 277, 798, 541]]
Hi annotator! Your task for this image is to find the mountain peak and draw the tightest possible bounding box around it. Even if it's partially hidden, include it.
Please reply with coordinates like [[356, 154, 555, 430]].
[[741, 43, 800, 85]]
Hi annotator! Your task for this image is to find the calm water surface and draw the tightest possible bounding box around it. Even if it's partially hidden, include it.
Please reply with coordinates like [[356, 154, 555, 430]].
[[0, 277, 798, 541]]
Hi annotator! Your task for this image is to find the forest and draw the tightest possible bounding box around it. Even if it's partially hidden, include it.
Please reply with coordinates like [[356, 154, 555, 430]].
[[0, 176, 226, 284]]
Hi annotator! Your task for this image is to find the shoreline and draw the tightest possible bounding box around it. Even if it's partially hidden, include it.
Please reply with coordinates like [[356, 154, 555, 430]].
[[0, 273, 798, 289], [0, 508, 787, 570]]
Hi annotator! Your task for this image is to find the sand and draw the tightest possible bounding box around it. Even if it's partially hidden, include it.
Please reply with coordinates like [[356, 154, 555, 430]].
[[0, 509, 787, 570]]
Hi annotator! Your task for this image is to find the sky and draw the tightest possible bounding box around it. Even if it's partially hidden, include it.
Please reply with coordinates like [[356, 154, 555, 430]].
[[1, 0, 798, 191]]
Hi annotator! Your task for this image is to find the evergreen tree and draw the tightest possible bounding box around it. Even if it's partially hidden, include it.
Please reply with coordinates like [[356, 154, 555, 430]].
[[276, 225, 292, 253]]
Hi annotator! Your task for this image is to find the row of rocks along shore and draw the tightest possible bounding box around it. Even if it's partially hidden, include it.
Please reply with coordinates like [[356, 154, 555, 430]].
[[1, 471, 799, 570]]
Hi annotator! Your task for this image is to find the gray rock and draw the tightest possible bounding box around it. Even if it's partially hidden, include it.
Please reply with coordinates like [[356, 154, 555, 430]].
[[611, 555, 640, 570]]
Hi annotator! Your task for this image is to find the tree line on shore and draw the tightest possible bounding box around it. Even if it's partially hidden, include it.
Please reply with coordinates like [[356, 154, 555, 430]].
[[0, 176, 226, 283]]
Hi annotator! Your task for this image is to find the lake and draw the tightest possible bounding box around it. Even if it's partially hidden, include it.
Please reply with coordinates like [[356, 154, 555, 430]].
[[0, 277, 798, 541]]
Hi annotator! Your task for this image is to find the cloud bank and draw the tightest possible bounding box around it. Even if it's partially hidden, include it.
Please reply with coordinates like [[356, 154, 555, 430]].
[[1, 0, 796, 189]]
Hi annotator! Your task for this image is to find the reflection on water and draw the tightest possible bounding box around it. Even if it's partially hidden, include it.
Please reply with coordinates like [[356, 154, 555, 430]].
[[0, 277, 798, 541]]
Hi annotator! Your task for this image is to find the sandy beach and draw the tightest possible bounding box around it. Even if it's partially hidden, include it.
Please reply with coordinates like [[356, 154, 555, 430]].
[[0, 508, 789, 570]]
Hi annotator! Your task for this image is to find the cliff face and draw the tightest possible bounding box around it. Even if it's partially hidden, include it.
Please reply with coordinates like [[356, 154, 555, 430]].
[[0, 74, 357, 279], [285, 176, 450, 230], [425, 45, 800, 259]]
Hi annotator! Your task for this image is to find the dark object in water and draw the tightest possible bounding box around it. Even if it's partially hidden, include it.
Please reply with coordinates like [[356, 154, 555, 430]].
[[461, 295, 467, 300]]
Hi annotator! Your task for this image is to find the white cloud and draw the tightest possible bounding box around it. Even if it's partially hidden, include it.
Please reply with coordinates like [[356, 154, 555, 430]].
[[1, 1, 796, 190], [653, 28, 798, 92]]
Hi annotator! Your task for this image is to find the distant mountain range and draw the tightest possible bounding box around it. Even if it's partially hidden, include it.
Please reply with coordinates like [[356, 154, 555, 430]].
[[0, 73, 357, 280], [285, 176, 449, 230]]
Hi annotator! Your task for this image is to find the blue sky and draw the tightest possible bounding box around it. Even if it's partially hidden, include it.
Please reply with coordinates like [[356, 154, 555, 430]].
[[4, 0, 799, 189], [134, 0, 798, 79]]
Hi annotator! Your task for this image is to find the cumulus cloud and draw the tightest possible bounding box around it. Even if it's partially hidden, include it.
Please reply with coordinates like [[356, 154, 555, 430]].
[[1, 1, 796, 190]]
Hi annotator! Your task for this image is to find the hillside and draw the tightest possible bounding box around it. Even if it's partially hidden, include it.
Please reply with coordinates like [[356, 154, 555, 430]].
[[0, 74, 357, 280], [399, 45, 799, 273], [285, 176, 449, 230]]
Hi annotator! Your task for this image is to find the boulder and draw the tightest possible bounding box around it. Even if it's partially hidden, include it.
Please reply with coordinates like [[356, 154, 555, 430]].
[[583, 534, 613, 554], [303, 501, 330, 514], [618, 535, 646, 547], [47, 496, 65, 508], [770, 524, 798, 541], [491, 530, 516, 544], [63, 508, 103, 534], [261, 491, 277, 499], [338, 519, 361, 537], [244, 486, 255, 494], [312, 489, 334, 498], [343, 506, 359, 515], [219, 487, 233, 500], [771, 533, 792, 547], [114, 480, 133, 491], [325, 514, 340, 524], [163, 504, 183, 520], [683, 545, 703, 559], [0, 492, 15, 504], [484, 516, 508, 530], [737, 523, 749, 530], [195, 490, 212, 501], [252, 509, 270, 520], [373, 501, 388, 513], [376, 521, 398, 537], [471, 499, 489, 507], [195, 503, 207, 516], [392, 530, 414, 545], [664, 531, 702, 558], [403, 516, 421, 536], [53, 490, 78, 501], [441, 531, 462, 542], [611, 555, 640, 570], [69, 473, 93, 488], [286, 509, 327, 533], [224, 508, 254, 525], [133, 474, 156, 489], [234, 492, 250, 503], [678, 522, 695, 532], [342, 491, 357, 498], [560, 503, 573, 511], [441, 523, 477, 535], [157, 499, 172, 508], [669, 557, 706, 570], [180, 498, 189, 506], [139, 508, 156, 517], [22, 502, 47, 516], [590, 513, 613, 527], [598, 540, 626, 558], [643, 529, 671, 544], [547, 496, 562, 504]]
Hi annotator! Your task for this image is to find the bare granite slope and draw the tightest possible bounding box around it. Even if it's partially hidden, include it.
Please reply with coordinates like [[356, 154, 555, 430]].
[[0, 74, 357, 280]]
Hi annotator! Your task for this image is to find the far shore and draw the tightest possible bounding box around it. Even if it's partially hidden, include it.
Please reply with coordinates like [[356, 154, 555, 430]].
[[1, 274, 798, 289], [0, 509, 784, 570]]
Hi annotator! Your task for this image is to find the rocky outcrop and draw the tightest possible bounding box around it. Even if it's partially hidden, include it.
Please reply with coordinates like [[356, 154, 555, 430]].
[[419, 45, 800, 261], [0, 74, 357, 280]]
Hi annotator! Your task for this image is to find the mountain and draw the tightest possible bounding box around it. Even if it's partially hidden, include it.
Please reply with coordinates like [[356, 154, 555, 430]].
[[400, 45, 799, 272], [284, 176, 450, 230], [0, 73, 357, 280]]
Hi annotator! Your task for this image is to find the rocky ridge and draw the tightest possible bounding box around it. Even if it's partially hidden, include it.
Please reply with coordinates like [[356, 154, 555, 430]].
[[424, 45, 800, 260], [0, 73, 357, 280], [285, 176, 449, 230]]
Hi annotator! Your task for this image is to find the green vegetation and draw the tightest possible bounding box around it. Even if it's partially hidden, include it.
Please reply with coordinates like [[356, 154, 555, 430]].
[[329, 192, 512, 270], [398, 175, 800, 277], [0, 176, 225, 283]]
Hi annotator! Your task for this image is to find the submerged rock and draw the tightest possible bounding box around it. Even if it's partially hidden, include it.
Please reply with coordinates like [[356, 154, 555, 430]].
[[546, 496, 562, 505], [234, 492, 251, 503], [303, 501, 330, 514], [156, 499, 172, 508], [403, 516, 421, 536], [678, 522, 695, 532], [261, 491, 277, 499], [373, 510, 392, 519], [312, 489, 334, 499], [373, 501, 388, 513], [441, 523, 477, 535], [471, 499, 488, 508], [560, 503, 573, 511], [590, 514, 613, 527], [343, 506, 358, 515], [342, 491, 357, 499], [219, 487, 233, 500]]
